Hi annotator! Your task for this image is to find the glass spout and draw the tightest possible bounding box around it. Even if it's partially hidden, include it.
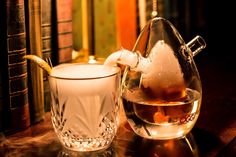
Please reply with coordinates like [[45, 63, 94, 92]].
[[186, 35, 206, 57], [104, 49, 137, 67], [104, 48, 150, 73]]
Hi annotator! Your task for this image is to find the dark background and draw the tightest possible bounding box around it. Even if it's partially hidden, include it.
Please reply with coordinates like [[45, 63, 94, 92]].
[[178, 1, 236, 156]]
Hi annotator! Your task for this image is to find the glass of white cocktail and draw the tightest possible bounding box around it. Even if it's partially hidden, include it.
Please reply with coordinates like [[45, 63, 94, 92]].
[[48, 63, 120, 151]]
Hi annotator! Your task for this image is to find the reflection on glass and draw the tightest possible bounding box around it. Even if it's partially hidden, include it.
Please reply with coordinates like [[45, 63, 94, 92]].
[[57, 145, 116, 157], [125, 133, 199, 157]]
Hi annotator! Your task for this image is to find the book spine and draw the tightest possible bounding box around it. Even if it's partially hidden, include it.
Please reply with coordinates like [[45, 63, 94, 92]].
[[163, 0, 171, 19], [157, 0, 165, 17], [166, 0, 179, 27], [81, 0, 89, 52], [138, 0, 147, 30], [93, 0, 118, 59], [25, 0, 45, 124], [41, 0, 52, 112], [138, 0, 165, 30], [71, 0, 90, 62], [51, 0, 73, 65], [87, 0, 95, 56], [116, 0, 137, 51], [0, 0, 4, 130], [145, 0, 153, 22], [72, 0, 83, 58], [41, 0, 52, 60], [81, 0, 90, 59], [0, 0, 31, 134]]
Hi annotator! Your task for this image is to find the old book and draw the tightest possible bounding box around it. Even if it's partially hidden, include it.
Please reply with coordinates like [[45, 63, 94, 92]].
[[51, 0, 73, 65], [138, 0, 147, 31], [71, 0, 93, 63], [93, 0, 118, 59], [163, 0, 179, 27], [86, 0, 95, 57], [116, 0, 137, 51], [138, 0, 165, 30], [25, 0, 45, 124], [81, 0, 89, 53], [81, 0, 95, 60], [72, 0, 83, 53], [0, 0, 31, 134], [41, 0, 52, 112], [70, 0, 89, 61], [41, 0, 52, 61]]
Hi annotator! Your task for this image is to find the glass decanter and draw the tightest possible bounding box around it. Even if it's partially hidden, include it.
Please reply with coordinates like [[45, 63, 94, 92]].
[[105, 17, 206, 139]]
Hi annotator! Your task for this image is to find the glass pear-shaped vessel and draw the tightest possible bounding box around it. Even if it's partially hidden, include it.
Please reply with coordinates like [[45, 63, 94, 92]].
[[121, 17, 206, 139]]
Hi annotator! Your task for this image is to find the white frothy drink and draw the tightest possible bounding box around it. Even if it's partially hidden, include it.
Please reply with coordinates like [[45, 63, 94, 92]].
[[48, 64, 120, 151]]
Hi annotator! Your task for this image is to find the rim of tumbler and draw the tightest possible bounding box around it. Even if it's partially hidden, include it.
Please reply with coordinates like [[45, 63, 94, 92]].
[[48, 63, 120, 80]]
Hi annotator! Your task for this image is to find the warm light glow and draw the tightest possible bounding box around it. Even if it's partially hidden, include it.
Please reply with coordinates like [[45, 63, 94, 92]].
[[191, 99, 199, 114]]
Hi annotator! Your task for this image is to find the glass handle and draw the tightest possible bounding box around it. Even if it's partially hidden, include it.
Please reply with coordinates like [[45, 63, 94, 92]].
[[186, 35, 206, 57]]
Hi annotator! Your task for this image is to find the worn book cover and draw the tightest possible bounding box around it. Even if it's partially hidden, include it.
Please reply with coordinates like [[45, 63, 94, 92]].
[[93, 0, 118, 59], [0, 0, 31, 134], [25, 0, 45, 124], [116, 0, 137, 51], [51, 0, 73, 65], [41, 0, 52, 112], [72, 0, 83, 53]]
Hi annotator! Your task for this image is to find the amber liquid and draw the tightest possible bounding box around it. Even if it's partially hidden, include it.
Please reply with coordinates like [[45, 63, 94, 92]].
[[122, 88, 201, 139]]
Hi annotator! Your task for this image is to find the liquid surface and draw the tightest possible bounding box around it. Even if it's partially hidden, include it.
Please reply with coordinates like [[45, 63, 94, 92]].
[[122, 88, 201, 139], [50, 64, 120, 79]]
